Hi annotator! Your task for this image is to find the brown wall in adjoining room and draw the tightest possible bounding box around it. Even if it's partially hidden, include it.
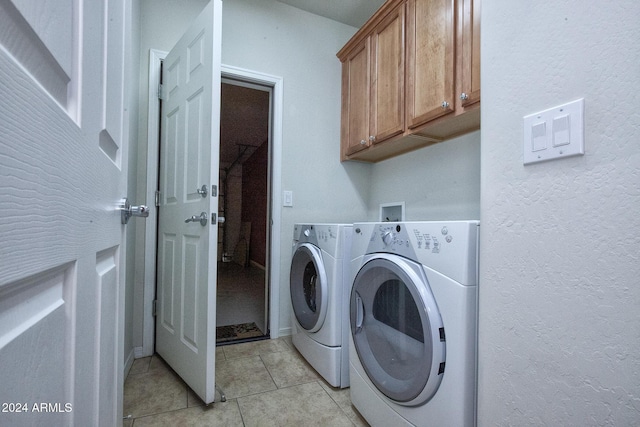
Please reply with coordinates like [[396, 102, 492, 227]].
[[241, 140, 268, 267]]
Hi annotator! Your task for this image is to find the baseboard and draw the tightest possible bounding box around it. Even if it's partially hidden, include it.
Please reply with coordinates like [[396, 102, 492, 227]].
[[250, 260, 266, 270], [134, 346, 145, 358], [124, 347, 135, 379], [279, 326, 292, 338]]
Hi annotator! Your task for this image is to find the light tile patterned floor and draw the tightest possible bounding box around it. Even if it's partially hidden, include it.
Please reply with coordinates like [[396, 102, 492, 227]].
[[123, 337, 369, 426]]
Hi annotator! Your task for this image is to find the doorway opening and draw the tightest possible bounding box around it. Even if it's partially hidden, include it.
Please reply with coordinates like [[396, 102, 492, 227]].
[[140, 50, 284, 357], [216, 78, 272, 344]]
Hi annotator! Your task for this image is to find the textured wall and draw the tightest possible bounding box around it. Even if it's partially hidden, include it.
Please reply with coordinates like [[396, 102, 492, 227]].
[[479, 1, 640, 424]]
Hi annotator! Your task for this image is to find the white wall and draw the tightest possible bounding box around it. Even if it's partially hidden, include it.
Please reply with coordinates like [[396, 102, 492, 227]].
[[368, 131, 480, 221], [479, 1, 640, 424]]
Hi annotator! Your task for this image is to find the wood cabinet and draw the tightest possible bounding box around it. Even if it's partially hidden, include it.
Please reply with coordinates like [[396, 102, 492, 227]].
[[406, 0, 455, 129], [340, 0, 405, 157], [337, 0, 481, 162], [459, 0, 481, 107]]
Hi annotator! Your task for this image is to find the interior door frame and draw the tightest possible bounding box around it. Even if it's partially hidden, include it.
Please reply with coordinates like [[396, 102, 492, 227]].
[[140, 50, 283, 356]]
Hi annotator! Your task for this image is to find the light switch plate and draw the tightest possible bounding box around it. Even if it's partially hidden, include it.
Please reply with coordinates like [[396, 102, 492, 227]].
[[283, 190, 293, 207], [523, 98, 584, 165]]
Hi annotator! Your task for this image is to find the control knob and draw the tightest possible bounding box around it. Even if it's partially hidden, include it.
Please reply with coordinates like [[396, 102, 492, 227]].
[[381, 230, 395, 246]]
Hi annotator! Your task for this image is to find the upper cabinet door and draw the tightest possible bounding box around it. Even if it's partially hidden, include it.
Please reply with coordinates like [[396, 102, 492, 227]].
[[337, 0, 478, 162], [406, 0, 455, 129], [459, 0, 481, 107], [341, 37, 371, 156], [370, 2, 405, 144]]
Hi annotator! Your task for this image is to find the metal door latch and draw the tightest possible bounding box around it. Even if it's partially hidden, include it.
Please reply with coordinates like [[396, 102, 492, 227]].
[[121, 198, 149, 224]]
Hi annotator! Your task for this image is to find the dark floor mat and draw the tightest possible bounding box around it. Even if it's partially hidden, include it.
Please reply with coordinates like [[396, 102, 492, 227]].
[[216, 322, 264, 343]]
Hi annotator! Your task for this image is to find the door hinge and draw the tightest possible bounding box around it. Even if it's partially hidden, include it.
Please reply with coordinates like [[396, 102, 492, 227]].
[[155, 190, 160, 207], [158, 83, 166, 100], [152, 299, 158, 317], [211, 185, 217, 197]]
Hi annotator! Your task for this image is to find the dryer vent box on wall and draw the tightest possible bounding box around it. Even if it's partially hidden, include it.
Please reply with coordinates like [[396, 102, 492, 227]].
[[380, 202, 405, 222]]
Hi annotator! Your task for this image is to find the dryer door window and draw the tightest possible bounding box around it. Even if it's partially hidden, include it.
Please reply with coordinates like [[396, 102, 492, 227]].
[[351, 256, 445, 405], [290, 243, 328, 332]]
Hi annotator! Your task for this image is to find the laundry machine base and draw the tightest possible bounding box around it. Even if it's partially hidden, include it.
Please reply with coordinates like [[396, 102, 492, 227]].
[[292, 323, 349, 388], [350, 366, 412, 427]]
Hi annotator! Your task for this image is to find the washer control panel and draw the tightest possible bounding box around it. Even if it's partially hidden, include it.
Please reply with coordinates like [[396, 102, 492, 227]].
[[293, 223, 352, 256]]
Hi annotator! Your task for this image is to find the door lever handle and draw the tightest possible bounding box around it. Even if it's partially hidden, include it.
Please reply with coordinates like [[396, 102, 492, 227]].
[[185, 212, 208, 226], [121, 198, 149, 224]]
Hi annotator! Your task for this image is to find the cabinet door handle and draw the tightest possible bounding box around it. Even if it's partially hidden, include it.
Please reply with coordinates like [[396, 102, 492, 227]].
[[369, 135, 376, 142], [460, 93, 469, 101], [441, 101, 450, 108], [360, 139, 367, 145]]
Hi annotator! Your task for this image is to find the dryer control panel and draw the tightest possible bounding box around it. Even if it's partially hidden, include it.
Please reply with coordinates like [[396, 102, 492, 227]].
[[352, 221, 479, 286]]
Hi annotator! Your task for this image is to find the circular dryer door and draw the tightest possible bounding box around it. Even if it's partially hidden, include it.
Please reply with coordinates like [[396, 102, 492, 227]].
[[350, 255, 446, 406], [290, 243, 328, 332]]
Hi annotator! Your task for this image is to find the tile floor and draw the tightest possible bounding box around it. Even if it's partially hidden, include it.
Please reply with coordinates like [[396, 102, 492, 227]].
[[123, 336, 369, 426]]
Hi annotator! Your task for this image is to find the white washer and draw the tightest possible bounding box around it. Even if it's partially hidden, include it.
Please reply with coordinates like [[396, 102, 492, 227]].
[[349, 221, 479, 426], [290, 223, 353, 388]]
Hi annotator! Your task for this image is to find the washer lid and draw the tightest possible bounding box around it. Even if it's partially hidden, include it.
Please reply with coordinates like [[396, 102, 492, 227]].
[[351, 254, 446, 406], [290, 243, 328, 332]]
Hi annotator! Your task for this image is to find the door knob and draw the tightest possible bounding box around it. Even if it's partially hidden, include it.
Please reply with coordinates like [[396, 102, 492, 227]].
[[185, 212, 208, 226], [121, 198, 149, 224], [196, 185, 208, 198]]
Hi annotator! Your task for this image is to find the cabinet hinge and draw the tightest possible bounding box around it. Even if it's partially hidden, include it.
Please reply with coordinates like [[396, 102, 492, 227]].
[[158, 84, 166, 100], [155, 190, 160, 207], [152, 299, 158, 317]]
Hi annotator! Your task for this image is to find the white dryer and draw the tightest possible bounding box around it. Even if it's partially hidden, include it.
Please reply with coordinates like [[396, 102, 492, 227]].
[[290, 223, 353, 388], [349, 221, 479, 426]]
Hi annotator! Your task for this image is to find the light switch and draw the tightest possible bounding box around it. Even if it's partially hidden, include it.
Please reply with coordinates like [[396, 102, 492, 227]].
[[283, 190, 293, 207], [531, 122, 547, 151], [552, 115, 570, 147], [523, 98, 584, 165]]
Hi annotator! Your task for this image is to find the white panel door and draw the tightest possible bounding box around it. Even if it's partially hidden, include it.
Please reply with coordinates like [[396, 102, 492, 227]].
[[156, 0, 223, 405], [0, 0, 129, 426]]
